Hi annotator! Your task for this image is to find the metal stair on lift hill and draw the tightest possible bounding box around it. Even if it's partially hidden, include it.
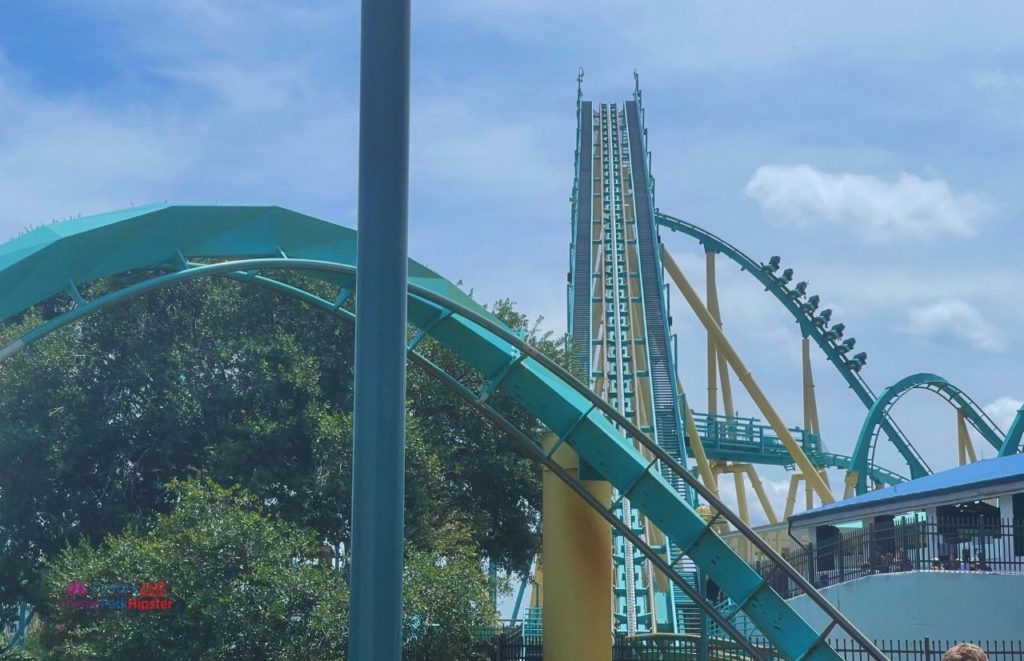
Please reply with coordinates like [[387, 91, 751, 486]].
[[624, 100, 701, 633], [570, 101, 594, 379], [624, 101, 687, 497]]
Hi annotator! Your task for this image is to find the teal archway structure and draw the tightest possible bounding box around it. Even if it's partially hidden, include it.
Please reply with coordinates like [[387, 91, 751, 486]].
[[850, 373, 1005, 494], [655, 211, 933, 484], [0, 205, 885, 659]]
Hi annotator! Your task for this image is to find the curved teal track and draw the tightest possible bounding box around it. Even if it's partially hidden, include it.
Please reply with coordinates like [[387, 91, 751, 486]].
[[1001, 406, 1024, 457], [0, 205, 889, 659], [655, 212, 929, 478], [851, 373, 1005, 493]]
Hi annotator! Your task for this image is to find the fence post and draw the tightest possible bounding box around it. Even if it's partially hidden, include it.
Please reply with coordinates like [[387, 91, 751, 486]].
[[699, 572, 710, 661], [807, 542, 815, 588], [924, 636, 931, 661]]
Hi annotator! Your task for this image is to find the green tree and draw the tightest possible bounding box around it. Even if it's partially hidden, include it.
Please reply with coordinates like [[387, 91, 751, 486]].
[[39, 479, 497, 660], [0, 277, 562, 621], [41, 478, 348, 660]]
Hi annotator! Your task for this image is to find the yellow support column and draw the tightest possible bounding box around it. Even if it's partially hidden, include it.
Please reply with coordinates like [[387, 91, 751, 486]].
[[542, 432, 613, 661], [732, 468, 751, 526], [706, 256, 719, 420], [706, 251, 736, 419], [676, 373, 719, 495], [740, 465, 779, 525], [662, 248, 835, 504], [957, 410, 977, 465], [732, 468, 752, 561], [843, 471, 859, 499], [802, 337, 821, 435], [784, 474, 803, 519]]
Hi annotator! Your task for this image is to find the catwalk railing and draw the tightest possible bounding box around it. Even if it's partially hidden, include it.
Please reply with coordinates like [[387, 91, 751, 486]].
[[753, 518, 1024, 599]]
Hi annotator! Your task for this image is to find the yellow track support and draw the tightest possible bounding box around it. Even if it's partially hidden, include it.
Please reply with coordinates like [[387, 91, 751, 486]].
[[713, 463, 778, 525], [741, 464, 779, 525], [541, 433, 613, 661], [662, 248, 835, 504], [675, 372, 718, 496], [802, 337, 821, 435], [958, 409, 978, 465], [706, 251, 736, 418]]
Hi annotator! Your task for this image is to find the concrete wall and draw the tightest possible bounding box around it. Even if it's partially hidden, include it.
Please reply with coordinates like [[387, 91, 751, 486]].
[[785, 571, 1023, 641]]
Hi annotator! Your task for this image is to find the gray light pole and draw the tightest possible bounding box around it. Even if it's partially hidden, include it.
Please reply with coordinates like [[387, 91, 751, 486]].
[[349, 0, 410, 658]]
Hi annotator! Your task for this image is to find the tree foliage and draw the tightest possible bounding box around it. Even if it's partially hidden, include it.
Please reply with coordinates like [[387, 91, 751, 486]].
[[0, 276, 565, 625], [38, 479, 498, 660], [40, 479, 348, 660]]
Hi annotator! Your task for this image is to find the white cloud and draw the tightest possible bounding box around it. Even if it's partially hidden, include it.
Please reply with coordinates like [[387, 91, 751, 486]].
[[983, 396, 1023, 432], [973, 69, 1024, 92], [744, 165, 991, 242], [972, 69, 1024, 132], [412, 100, 562, 201], [429, 2, 1024, 74], [905, 299, 1005, 352], [0, 73, 186, 230]]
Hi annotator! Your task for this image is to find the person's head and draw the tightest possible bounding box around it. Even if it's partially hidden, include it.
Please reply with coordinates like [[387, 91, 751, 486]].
[[944, 643, 988, 661]]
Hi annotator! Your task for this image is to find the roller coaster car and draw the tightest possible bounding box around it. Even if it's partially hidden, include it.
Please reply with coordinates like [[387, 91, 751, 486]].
[[778, 268, 794, 285], [824, 322, 845, 341], [813, 308, 832, 328], [788, 281, 808, 299], [801, 294, 820, 314], [761, 255, 781, 274], [846, 351, 868, 371], [836, 337, 856, 354]]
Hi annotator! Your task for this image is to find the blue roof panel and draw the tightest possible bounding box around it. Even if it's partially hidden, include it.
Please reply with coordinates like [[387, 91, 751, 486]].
[[792, 453, 1024, 524]]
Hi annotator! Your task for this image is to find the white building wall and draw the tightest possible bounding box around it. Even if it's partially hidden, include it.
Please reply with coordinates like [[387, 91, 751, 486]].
[[784, 571, 1023, 641]]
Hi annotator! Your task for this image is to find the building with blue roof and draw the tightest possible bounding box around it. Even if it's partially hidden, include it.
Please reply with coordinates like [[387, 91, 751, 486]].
[[791, 452, 1024, 529], [759, 455, 1024, 641]]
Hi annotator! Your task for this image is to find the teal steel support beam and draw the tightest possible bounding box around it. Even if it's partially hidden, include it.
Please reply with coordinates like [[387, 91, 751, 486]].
[[349, 0, 411, 658], [1000, 405, 1024, 456]]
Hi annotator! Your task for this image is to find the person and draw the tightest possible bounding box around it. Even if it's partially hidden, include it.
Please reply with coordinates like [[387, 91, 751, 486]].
[[869, 545, 884, 573], [943, 642, 988, 661], [930, 557, 943, 571]]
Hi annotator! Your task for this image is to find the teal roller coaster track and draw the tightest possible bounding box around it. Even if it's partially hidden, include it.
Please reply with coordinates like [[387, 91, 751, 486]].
[[0, 204, 889, 658]]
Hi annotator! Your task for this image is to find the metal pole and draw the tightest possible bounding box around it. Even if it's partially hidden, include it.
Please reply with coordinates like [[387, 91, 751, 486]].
[[349, 0, 411, 658]]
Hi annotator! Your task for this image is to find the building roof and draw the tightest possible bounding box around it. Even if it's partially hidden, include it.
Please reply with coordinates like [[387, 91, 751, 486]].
[[790, 453, 1024, 528]]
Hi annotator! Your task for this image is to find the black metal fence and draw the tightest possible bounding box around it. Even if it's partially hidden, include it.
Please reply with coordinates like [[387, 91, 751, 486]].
[[425, 633, 1024, 660], [753, 517, 1024, 599], [822, 638, 1024, 660]]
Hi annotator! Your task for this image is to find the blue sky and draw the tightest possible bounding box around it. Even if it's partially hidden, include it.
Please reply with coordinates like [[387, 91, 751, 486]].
[[2, 1, 1024, 524]]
